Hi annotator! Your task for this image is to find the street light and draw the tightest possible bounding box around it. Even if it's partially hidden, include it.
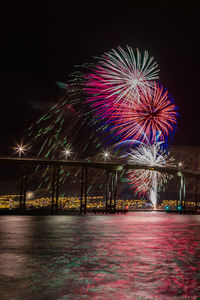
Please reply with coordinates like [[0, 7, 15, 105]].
[[14, 144, 28, 157], [102, 150, 110, 162], [62, 147, 72, 159], [178, 161, 184, 169]]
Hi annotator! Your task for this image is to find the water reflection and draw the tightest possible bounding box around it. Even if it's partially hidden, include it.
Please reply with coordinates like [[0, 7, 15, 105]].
[[0, 213, 200, 299]]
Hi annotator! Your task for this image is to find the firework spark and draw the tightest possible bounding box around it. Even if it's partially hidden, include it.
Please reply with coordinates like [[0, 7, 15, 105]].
[[85, 46, 159, 111], [127, 142, 176, 208]]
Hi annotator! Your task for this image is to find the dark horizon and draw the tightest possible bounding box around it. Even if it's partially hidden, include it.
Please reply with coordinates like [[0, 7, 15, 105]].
[[1, 3, 199, 155]]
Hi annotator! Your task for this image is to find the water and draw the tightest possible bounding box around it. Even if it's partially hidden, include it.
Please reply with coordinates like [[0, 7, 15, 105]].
[[0, 213, 200, 299]]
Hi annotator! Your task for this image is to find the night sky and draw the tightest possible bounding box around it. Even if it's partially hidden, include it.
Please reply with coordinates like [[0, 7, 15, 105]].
[[1, 3, 200, 155]]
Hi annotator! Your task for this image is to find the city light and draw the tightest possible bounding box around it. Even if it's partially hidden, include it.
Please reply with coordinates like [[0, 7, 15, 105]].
[[26, 191, 34, 200], [0, 195, 198, 211], [177, 205, 182, 211], [165, 205, 170, 211]]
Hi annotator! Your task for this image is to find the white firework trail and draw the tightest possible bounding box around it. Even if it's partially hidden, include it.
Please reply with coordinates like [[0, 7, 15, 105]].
[[127, 142, 176, 208]]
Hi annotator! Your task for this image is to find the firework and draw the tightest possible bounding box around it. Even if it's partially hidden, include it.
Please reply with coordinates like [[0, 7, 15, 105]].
[[108, 82, 177, 143], [27, 46, 178, 205], [85, 46, 159, 111], [28, 95, 109, 194], [127, 142, 176, 208]]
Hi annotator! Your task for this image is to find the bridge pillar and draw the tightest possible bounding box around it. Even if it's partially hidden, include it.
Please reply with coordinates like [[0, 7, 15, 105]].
[[51, 166, 56, 215], [113, 171, 118, 211], [179, 176, 183, 210], [183, 176, 186, 214], [110, 172, 114, 209], [195, 176, 198, 213], [105, 170, 110, 213], [108, 172, 113, 212], [84, 167, 88, 214], [79, 166, 88, 214], [105, 171, 118, 213], [19, 166, 27, 213], [80, 166, 84, 214], [178, 176, 186, 213], [176, 177, 179, 208], [19, 169, 23, 211], [55, 166, 60, 214], [51, 166, 60, 214]]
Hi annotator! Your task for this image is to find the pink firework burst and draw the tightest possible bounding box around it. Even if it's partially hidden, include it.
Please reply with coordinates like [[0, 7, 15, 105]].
[[111, 82, 178, 143]]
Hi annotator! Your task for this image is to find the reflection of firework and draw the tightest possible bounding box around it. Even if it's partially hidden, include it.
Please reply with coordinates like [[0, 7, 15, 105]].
[[91, 82, 178, 144], [85, 46, 159, 111], [127, 142, 175, 208]]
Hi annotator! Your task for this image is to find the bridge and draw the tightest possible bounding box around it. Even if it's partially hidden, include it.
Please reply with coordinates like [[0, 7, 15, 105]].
[[0, 157, 199, 214]]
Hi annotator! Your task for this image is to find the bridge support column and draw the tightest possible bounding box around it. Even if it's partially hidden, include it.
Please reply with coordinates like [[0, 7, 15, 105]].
[[80, 166, 84, 214], [178, 176, 183, 211], [195, 176, 198, 213], [178, 176, 186, 213], [110, 172, 114, 209], [79, 166, 88, 214], [105, 170, 110, 213], [108, 172, 113, 212], [183, 176, 186, 214], [19, 170, 23, 211], [113, 171, 118, 211], [176, 177, 179, 208], [51, 166, 56, 215], [19, 166, 27, 213], [51, 166, 60, 215], [84, 167, 88, 214], [55, 166, 60, 214], [105, 171, 118, 213]]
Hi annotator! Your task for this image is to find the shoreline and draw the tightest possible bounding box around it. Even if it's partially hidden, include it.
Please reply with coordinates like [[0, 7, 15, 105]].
[[0, 208, 198, 216]]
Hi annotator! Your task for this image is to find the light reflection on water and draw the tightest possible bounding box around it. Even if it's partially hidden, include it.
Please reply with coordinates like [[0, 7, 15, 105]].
[[0, 213, 200, 299]]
